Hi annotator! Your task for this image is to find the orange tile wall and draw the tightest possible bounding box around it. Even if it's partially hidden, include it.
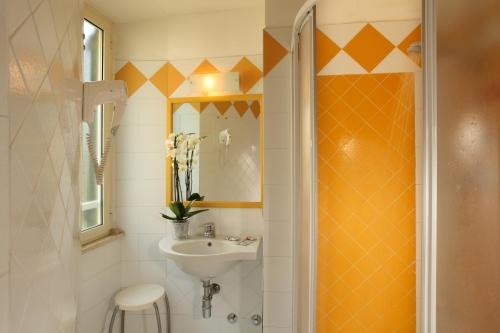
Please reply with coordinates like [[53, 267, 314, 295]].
[[316, 73, 416, 332]]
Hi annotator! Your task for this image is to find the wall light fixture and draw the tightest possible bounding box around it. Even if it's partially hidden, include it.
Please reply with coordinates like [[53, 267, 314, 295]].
[[188, 72, 239, 95]]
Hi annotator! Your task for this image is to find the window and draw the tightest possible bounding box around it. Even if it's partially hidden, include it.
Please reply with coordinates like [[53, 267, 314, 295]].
[[81, 19, 103, 232], [81, 16, 111, 243]]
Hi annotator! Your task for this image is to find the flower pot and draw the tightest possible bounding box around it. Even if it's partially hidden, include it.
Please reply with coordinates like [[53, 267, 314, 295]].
[[171, 219, 190, 240]]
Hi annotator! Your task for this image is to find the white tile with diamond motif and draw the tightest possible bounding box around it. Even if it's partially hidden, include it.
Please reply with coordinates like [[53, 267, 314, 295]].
[[7, 1, 83, 332], [319, 23, 365, 48], [371, 20, 421, 45]]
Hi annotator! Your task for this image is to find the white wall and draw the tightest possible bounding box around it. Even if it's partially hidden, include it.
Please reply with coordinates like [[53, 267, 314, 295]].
[[317, 0, 421, 25], [265, 0, 307, 28], [110, 8, 265, 333], [78, 241, 121, 333], [266, 0, 421, 29], [5, 0, 83, 332], [114, 8, 264, 61], [114, 85, 264, 332], [261, 30, 294, 333], [262, 2, 304, 332]]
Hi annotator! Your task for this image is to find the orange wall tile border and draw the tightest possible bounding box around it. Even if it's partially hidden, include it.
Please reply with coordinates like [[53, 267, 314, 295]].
[[343, 24, 395, 72], [398, 25, 422, 66], [114, 62, 147, 96], [316, 23, 422, 74], [192, 59, 220, 75], [316, 73, 416, 332], [263, 22, 422, 79], [115, 57, 263, 98], [263, 30, 288, 76], [316, 28, 341, 74]]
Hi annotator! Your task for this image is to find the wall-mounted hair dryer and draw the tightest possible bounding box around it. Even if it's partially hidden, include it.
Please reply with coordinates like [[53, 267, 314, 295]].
[[83, 80, 128, 184]]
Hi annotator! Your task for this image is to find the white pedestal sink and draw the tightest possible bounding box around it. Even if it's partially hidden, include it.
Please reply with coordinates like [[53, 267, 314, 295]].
[[158, 236, 262, 279]]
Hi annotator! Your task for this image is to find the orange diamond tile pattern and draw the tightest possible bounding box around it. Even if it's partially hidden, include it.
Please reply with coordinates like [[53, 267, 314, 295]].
[[398, 25, 422, 66], [231, 57, 262, 93], [192, 59, 220, 74], [213, 101, 232, 115], [233, 101, 249, 116], [166, 63, 186, 97], [344, 24, 395, 72], [145, 57, 265, 97], [189, 102, 202, 112], [316, 73, 416, 333], [263, 30, 288, 76], [250, 100, 260, 118], [172, 103, 182, 113], [316, 28, 341, 73], [200, 102, 210, 112], [173, 101, 259, 118], [150, 63, 185, 97], [149, 63, 169, 96], [115, 62, 147, 97]]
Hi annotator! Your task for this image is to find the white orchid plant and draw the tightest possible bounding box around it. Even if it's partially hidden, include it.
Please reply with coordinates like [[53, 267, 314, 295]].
[[161, 132, 209, 222]]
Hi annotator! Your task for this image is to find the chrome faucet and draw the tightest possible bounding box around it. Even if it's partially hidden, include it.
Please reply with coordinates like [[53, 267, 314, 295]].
[[203, 223, 216, 238]]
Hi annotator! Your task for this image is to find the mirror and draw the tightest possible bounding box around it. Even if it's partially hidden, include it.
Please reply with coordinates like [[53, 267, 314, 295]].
[[166, 95, 263, 208]]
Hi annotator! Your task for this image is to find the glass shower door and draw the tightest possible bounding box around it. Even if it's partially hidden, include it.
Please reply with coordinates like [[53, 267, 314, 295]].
[[436, 0, 500, 330]]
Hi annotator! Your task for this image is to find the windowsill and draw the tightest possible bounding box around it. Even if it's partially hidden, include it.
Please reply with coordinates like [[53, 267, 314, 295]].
[[81, 228, 125, 254]]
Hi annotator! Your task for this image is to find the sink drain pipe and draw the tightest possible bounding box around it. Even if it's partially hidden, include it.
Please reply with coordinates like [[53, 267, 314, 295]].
[[201, 280, 220, 318]]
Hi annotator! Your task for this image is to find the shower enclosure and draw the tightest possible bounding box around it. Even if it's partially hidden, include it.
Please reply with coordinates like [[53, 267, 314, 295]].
[[292, 3, 317, 333], [424, 0, 500, 331], [292, 0, 500, 331], [292, 0, 421, 331]]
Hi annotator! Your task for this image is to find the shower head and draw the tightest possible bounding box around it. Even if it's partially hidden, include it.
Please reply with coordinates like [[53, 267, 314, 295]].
[[407, 42, 422, 54]]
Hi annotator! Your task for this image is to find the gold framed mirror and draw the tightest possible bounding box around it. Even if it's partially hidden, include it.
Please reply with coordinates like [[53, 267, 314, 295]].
[[166, 94, 263, 208]]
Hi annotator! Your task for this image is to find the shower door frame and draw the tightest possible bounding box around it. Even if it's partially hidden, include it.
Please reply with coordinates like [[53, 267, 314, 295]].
[[422, 0, 437, 332], [291, 1, 318, 333]]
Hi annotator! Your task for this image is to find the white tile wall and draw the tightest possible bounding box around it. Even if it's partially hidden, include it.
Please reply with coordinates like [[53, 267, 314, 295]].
[[316, 0, 421, 25], [5, 0, 83, 332], [10, 17, 48, 95], [265, 0, 307, 28], [262, 28, 293, 332], [263, 292, 292, 328], [111, 11, 266, 332], [78, 241, 121, 333], [113, 9, 264, 61], [114, 113, 265, 331]]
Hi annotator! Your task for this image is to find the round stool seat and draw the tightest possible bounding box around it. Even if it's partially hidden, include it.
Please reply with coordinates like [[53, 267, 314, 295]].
[[115, 284, 165, 311]]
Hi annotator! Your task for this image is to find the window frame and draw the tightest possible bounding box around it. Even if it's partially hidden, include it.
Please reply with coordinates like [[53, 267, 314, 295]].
[[81, 7, 114, 245]]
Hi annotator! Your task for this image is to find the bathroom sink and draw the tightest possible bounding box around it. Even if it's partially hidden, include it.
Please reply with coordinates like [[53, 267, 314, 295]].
[[158, 237, 262, 279]]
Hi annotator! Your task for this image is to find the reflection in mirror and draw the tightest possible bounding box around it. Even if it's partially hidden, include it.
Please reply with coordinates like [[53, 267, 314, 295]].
[[169, 96, 262, 206]]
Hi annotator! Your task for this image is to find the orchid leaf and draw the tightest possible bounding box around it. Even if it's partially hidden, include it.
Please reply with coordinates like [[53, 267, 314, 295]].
[[185, 209, 210, 218], [161, 213, 185, 221], [169, 202, 186, 219], [187, 193, 205, 202]]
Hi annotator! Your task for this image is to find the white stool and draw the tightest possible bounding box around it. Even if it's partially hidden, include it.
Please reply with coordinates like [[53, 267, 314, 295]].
[[109, 284, 170, 333]]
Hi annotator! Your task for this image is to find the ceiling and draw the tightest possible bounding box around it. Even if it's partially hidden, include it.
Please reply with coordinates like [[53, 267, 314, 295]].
[[86, 0, 265, 23]]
